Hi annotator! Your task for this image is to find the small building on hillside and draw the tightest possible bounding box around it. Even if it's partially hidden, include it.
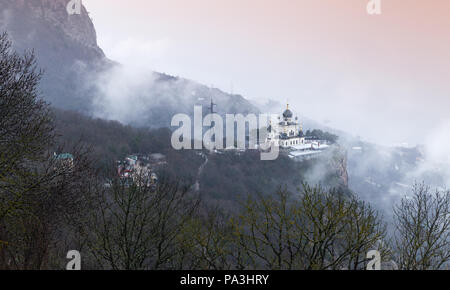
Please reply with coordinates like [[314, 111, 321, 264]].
[[54, 152, 74, 168], [117, 154, 164, 189]]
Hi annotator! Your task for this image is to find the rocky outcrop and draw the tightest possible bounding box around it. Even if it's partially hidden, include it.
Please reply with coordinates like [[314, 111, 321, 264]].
[[1, 0, 103, 56], [333, 146, 349, 188], [0, 0, 108, 112], [302, 145, 350, 196]]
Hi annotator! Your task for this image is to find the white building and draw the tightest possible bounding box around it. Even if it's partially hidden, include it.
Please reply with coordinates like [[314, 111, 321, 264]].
[[266, 104, 305, 148]]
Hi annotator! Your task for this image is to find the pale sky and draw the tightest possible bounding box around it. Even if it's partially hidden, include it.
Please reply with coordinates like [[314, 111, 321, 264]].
[[83, 0, 450, 147]]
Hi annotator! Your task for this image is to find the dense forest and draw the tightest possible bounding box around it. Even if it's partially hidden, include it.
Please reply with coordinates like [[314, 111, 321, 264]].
[[52, 108, 203, 182], [52, 107, 350, 209]]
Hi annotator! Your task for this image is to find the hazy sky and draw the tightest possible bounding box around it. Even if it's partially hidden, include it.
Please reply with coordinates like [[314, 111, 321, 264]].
[[83, 0, 450, 146]]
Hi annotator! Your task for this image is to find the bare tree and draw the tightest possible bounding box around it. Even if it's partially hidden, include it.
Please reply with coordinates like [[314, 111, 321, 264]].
[[0, 145, 98, 269], [176, 208, 235, 270], [0, 32, 54, 223], [393, 183, 450, 270], [230, 184, 387, 270], [86, 174, 200, 270], [0, 32, 98, 269]]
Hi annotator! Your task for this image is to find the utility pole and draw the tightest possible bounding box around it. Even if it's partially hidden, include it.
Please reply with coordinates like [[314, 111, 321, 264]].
[[208, 97, 217, 115], [208, 97, 217, 150]]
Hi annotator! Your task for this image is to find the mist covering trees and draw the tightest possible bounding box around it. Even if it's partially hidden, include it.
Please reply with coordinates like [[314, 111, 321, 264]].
[[0, 33, 449, 270]]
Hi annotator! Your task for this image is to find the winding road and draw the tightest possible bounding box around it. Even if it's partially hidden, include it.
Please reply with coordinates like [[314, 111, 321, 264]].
[[194, 153, 208, 192]]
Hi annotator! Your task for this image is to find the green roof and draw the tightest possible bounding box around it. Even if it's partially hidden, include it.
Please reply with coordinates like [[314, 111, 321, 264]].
[[56, 153, 74, 160], [127, 155, 138, 161]]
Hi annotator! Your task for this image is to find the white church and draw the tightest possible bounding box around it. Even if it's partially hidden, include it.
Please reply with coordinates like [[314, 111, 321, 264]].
[[265, 103, 330, 159], [266, 104, 305, 148]]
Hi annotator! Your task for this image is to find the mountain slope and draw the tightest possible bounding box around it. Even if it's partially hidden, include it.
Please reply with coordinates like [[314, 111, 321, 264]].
[[0, 0, 259, 126], [52, 108, 351, 210]]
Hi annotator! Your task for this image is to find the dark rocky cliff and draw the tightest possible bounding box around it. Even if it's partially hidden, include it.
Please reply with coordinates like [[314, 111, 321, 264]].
[[0, 0, 108, 111], [1, 0, 104, 57]]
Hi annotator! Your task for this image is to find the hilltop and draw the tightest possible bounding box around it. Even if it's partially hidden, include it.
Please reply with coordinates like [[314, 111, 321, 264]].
[[0, 0, 259, 126]]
